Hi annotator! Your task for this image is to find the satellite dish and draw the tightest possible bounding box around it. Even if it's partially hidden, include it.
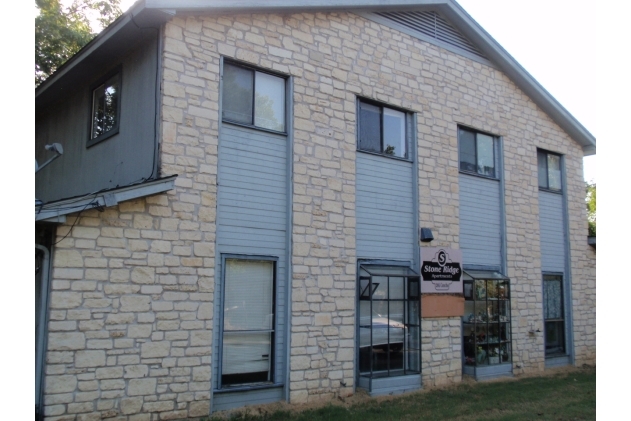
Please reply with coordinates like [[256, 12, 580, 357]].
[[45, 143, 64, 154]]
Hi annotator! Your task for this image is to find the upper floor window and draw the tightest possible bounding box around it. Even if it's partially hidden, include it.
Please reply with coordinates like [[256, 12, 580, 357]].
[[537, 149, 562, 191], [222, 62, 286, 132], [458, 127, 497, 178], [358, 99, 408, 159], [89, 72, 121, 146]]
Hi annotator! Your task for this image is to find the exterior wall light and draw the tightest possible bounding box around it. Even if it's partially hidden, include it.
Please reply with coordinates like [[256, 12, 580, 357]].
[[420, 228, 434, 242]]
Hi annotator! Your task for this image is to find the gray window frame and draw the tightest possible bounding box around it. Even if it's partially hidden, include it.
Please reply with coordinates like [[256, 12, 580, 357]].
[[542, 273, 566, 357], [458, 126, 499, 179], [221, 60, 288, 135], [357, 98, 412, 161], [87, 68, 122, 148], [217, 254, 280, 392], [537, 149, 563, 193]]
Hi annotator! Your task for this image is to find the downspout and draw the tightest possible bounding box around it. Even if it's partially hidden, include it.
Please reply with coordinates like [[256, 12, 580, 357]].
[[35, 244, 51, 421]]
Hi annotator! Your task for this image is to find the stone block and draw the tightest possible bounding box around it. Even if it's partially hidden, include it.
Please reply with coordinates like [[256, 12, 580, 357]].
[[75, 350, 106, 368], [124, 365, 149, 378], [132, 267, 156, 284], [196, 303, 213, 320], [141, 341, 171, 358], [128, 378, 157, 396], [95, 367, 124, 379], [121, 295, 152, 312], [190, 331, 211, 346], [49, 292, 82, 309], [48, 332, 86, 351], [188, 400, 210, 417], [129, 324, 153, 338], [120, 397, 144, 415], [45, 375, 77, 394], [54, 249, 84, 267]]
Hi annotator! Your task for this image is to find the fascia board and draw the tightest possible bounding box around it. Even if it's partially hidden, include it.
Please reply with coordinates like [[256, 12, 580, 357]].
[[35, 175, 177, 221], [144, 0, 448, 13], [436, 3, 596, 154]]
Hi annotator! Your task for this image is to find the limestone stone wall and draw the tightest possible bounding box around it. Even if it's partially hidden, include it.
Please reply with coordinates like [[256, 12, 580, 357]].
[[41, 8, 595, 421], [421, 317, 462, 387], [44, 193, 215, 420]]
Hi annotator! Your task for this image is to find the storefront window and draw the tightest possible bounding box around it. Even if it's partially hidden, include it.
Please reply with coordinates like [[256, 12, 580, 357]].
[[463, 271, 512, 368], [358, 266, 420, 379]]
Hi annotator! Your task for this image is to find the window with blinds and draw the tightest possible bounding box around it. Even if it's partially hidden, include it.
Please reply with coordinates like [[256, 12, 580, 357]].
[[221, 259, 275, 386]]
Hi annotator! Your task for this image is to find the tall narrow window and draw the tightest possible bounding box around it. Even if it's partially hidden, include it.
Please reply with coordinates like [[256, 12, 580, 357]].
[[358, 266, 420, 381], [221, 259, 275, 387], [222, 62, 286, 132], [537, 150, 562, 191], [458, 127, 497, 178], [358, 99, 408, 158], [89, 72, 121, 145], [543, 274, 565, 356]]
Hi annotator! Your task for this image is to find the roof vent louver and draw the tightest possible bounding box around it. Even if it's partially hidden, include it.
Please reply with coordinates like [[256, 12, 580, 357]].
[[376, 11, 487, 60]]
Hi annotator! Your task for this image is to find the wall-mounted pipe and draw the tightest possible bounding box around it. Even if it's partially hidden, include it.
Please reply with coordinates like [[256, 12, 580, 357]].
[[35, 244, 51, 421]]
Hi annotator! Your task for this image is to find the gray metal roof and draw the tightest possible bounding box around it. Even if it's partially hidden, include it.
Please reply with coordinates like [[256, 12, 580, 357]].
[[36, 0, 595, 154]]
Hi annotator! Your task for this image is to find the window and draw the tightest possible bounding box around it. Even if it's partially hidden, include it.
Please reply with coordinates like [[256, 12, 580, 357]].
[[537, 150, 562, 191], [543, 274, 565, 356], [358, 266, 420, 380], [458, 127, 496, 177], [222, 62, 286, 132], [221, 258, 275, 387], [358, 100, 408, 158], [462, 271, 512, 367], [89, 72, 121, 146]]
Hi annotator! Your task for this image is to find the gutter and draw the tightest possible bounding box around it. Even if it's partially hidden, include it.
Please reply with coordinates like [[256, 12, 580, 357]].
[[35, 175, 177, 221]]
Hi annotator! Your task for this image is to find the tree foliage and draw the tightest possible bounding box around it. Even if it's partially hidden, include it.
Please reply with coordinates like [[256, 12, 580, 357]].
[[586, 182, 596, 236], [35, 0, 122, 86]]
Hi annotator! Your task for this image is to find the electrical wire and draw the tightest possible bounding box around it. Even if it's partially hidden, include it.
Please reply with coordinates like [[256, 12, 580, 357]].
[[51, 200, 99, 246], [39, 15, 164, 219], [129, 12, 161, 182]]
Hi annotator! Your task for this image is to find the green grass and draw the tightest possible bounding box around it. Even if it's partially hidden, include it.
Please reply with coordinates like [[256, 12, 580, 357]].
[[208, 367, 595, 421]]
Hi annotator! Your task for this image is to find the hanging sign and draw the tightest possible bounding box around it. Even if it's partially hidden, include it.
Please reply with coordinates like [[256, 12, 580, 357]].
[[420, 247, 463, 293]]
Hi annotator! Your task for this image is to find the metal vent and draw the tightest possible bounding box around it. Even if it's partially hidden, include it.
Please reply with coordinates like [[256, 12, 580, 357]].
[[376, 11, 487, 60]]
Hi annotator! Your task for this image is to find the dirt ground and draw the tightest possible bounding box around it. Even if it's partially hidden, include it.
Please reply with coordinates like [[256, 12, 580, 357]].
[[208, 364, 594, 419]]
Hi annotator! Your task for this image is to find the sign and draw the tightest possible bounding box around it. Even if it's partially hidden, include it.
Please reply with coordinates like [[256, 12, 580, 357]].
[[420, 248, 463, 293]]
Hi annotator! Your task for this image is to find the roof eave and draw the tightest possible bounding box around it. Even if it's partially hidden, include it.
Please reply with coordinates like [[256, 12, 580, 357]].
[[36, 0, 595, 155], [144, 0, 449, 14], [437, 2, 596, 155]]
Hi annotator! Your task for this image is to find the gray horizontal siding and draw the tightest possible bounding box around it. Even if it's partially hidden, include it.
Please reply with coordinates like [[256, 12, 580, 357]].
[[539, 191, 566, 273], [356, 153, 415, 262], [214, 124, 288, 397], [35, 36, 158, 202], [459, 174, 502, 267]]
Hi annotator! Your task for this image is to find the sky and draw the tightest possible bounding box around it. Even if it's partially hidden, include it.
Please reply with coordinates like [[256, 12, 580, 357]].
[[455, 0, 598, 183]]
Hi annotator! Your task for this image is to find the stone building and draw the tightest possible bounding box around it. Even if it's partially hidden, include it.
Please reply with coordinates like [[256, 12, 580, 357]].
[[35, 1, 596, 419]]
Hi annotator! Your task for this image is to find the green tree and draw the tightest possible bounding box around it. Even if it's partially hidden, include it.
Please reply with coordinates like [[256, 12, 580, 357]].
[[586, 182, 596, 236], [35, 0, 122, 86]]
